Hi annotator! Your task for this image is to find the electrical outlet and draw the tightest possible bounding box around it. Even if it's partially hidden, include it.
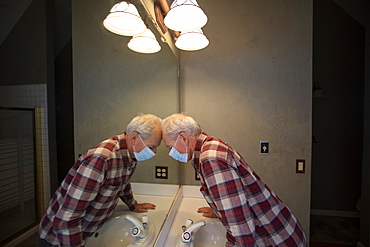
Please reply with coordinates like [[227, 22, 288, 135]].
[[296, 159, 305, 173], [155, 166, 168, 179]]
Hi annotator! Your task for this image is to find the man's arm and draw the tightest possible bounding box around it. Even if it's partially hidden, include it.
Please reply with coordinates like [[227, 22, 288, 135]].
[[53, 157, 104, 246], [120, 182, 138, 210], [119, 182, 156, 212], [201, 159, 256, 247]]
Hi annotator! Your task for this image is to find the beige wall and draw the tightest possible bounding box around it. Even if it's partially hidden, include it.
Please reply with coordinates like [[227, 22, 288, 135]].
[[179, 0, 312, 235], [72, 0, 180, 184], [73, 0, 312, 236]]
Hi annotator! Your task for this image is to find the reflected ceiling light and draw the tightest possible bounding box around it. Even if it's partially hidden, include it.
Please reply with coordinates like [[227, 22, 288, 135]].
[[128, 28, 161, 54], [103, 1, 147, 36], [175, 29, 209, 51], [164, 0, 208, 31]]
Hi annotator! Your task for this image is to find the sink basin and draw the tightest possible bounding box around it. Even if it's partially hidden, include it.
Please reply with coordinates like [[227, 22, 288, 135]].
[[85, 213, 156, 247], [175, 219, 227, 247]]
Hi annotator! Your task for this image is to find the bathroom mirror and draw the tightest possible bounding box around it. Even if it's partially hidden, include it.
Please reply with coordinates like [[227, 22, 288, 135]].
[[72, 0, 181, 185], [138, 0, 179, 58]]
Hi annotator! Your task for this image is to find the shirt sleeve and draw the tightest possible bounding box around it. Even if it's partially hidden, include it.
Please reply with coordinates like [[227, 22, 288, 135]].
[[119, 182, 138, 211], [200, 159, 256, 247], [52, 156, 105, 247]]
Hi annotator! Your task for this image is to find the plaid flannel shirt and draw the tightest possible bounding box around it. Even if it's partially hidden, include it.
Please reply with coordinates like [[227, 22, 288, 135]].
[[192, 133, 307, 247], [39, 132, 138, 246]]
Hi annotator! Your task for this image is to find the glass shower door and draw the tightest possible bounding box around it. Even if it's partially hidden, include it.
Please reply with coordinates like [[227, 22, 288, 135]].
[[0, 108, 38, 244]]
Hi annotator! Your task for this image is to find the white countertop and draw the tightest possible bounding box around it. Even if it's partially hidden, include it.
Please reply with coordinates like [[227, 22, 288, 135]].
[[110, 183, 179, 246], [86, 183, 221, 247], [160, 185, 214, 247]]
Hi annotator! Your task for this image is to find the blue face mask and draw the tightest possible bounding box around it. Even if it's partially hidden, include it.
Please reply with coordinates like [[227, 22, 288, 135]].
[[169, 136, 188, 163], [133, 135, 156, 161]]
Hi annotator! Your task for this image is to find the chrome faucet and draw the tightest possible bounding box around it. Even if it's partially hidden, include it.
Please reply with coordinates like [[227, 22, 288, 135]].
[[181, 219, 206, 243], [125, 215, 149, 239]]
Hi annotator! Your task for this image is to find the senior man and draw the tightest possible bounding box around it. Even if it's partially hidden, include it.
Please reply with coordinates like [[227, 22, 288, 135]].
[[162, 113, 307, 247], [38, 114, 162, 247]]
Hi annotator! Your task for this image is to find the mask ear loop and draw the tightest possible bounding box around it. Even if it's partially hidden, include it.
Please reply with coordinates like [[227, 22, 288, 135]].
[[138, 134, 146, 145], [133, 134, 145, 153], [174, 135, 188, 154], [173, 135, 180, 148]]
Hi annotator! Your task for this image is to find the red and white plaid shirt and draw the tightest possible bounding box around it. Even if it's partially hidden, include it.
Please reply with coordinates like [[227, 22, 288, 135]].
[[39, 132, 138, 246], [192, 133, 307, 247]]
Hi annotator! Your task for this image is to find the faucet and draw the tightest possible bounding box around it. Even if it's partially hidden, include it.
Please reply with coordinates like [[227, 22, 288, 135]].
[[181, 219, 206, 243], [125, 215, 149, 239]]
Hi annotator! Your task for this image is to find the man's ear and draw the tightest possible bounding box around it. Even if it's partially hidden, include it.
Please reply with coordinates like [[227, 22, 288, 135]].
[[179, 132, 189, 144], [129, 132, 140, 144]]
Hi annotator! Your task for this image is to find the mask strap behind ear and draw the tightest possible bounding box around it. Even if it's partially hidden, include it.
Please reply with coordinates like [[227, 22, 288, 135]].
[[173, 135, 180, 147], [138, 134, 145, 144]]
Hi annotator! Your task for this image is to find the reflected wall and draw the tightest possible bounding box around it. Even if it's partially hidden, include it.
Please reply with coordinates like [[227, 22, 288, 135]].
[[72, 0, 180, 184]]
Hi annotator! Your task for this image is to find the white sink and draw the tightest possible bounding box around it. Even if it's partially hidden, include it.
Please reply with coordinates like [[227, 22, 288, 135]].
[[85, 213, 156, 247], [175, 219, 227, 247]]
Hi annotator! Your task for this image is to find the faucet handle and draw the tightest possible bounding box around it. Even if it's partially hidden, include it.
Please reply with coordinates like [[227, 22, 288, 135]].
[[181, 220, 206, 243], [142, 216, 149, 228], [185, 219, 193, 227], [182, 219, 193, 232]]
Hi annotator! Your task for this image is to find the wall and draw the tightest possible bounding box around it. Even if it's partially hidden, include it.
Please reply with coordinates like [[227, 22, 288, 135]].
[[360, 0, 370, 245], [0, 0, 47, 85], [72, 0, 180, 184], [179, 0, 312, 235], [55, 40, 75, 184], [312, 0, 364, 213], [0, 0, 58, 198]]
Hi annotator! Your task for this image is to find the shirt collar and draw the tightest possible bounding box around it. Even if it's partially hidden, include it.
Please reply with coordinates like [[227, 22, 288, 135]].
[[192, 132, 208, 169]]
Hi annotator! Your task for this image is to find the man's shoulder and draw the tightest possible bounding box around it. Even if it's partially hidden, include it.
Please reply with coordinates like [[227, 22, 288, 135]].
[[202, 137, 231, 151], [200, 138, 230, 161], [88, 137, 121, 158]]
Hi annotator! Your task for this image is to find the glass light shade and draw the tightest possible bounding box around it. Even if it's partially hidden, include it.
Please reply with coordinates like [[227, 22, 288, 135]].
[[128, 29, 161, 54], [103, 1, 147, 36], [175, 29, 209, 51], [164, 0, 208, 31]]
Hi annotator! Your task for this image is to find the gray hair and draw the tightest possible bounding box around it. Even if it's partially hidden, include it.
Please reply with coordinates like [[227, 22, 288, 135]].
[[162, 113, 201, 140], [127, 114, 162, 140]]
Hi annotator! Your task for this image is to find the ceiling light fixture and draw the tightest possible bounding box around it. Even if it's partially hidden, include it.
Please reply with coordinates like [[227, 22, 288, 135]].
[[175, 29, 209, 51], [103, 1, 147, 36], [128, 28, 161, 54], [164, 0, 208, 32]]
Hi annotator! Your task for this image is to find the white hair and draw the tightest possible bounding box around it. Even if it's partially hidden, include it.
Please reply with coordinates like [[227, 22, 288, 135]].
[[126, 114, 162, 140], [162, 113, 201, 140]]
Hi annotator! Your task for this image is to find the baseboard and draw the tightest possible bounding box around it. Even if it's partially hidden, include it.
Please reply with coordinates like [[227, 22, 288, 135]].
[[357, 241, 366, 247], [310, 209, 360, 218]]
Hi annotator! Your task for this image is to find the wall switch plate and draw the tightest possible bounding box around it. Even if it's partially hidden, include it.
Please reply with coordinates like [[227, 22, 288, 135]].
[[155, 166, 168, 179], [296, 159, 305, 173], [260, 141, 269, 154]]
